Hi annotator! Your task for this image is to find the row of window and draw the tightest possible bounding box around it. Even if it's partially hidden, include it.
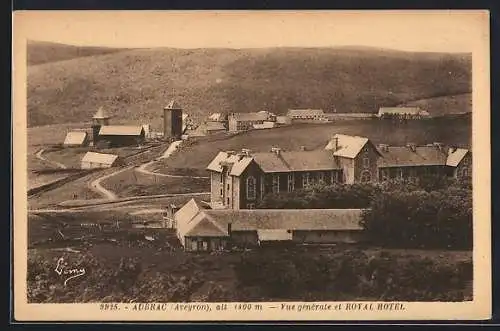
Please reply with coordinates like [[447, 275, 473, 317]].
[[245, 171, 341, 199]]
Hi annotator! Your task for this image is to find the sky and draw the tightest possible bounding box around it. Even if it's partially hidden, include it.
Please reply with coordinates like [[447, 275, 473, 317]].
[[14, 10, 488, 52]]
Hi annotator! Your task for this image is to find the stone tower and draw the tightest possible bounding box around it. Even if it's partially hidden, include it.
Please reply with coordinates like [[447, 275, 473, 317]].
[[163, 100, 183, 141], [91, 107, 111, 144]]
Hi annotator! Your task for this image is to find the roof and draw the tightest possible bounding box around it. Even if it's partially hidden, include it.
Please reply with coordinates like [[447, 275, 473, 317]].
[[325, 134, 375, 158], [63, 131, 87, 145], [208, 113, 223, 121], [287, 109, 325, 117], [207, 209, 364, 232], [174, 199, 228, 238], [229, 112, 269, 122], [99, 125, 144, 136], [378, 145, 449, 167], [165, 99, 182, 109], [253, 122, 275, 129], [205, 121, 226, 131], [81, 152, 118, 165], [257, 229, 292, 241], [252, 150, 340, 172], [446, 148, 469, 167], [93, 106, 111, 119], [378, 107, 423, 115]]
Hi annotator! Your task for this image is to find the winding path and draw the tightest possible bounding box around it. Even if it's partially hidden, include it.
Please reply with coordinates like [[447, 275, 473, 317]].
[[88, 166, 135, 200], [35, 149, 67, 169]]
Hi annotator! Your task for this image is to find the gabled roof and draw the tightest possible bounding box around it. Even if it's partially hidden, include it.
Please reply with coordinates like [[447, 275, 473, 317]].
[[325, 134, 378, 158], [93, 106, 111, 119], [446, 148, 469, 167], [206, 151, 230, 172], [165, 99, 182, 109], [63, 131, 87, 145], [99, 125, 144, 136], [229, 112, 269, 122], [378, 145, 449, 167], [174, 198, 201, 225], [207, 209, 364, 232], [252, 150, 340, 173], [287, 109, 325, 117], [81, 152, 118, 165]]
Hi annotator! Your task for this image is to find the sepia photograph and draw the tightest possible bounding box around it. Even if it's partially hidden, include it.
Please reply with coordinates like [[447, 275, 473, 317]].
[[13, 10, 491, 321]]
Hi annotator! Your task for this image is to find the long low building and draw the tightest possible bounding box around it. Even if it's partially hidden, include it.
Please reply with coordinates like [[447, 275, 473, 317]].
[[174, 199, 365, 251], [81, 151, 120, 169]]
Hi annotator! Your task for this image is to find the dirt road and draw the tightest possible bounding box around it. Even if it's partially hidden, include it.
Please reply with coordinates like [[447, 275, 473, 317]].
[[88, 166, 135, 200], [35, 149, 67, 169]]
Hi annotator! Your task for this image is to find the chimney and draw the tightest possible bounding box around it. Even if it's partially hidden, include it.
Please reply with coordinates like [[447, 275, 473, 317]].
[[226, 150, 236, 156], [433, 142, 444, 152], [406, 143, 417, 152], [332, 136, 339, 151], [378, 144, 389, 152], [241, 148, 252, 157], [271, 147, 282, 155], [300, 146, 307, 151]]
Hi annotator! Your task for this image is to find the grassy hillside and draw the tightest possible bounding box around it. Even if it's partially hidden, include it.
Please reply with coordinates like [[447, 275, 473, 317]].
[[27, 40, 128, 66], [159, 117, 471, 174], [398, 93, 472, 116], [27, 46, 471, 128]]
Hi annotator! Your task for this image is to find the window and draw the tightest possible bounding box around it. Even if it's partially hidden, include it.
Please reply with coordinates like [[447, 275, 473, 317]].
[[302, 172, 310, 188], [227, 183, 230, 190], [360, 170, 371, 183], [331, 171, 338, 184], [362, 157, 370, 169], [246, 176, 256, 200], [318, 172, 325, 184], [247, 203, 255, 209], [220, 188, 223, 196], [226, 197, 230, 205], [461, 167, 470, 177], [260, 175, 265, 198], [287, 173, 295, 192], [272, 174, 280, 193]]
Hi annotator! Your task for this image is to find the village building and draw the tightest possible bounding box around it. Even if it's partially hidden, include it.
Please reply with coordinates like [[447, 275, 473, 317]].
[[286, 109, 328, 123], [377, 107, 431, 119], [81, 152, 120, 169], [276, 115, 292, 125], [206, 134, 380, 210], [63, 131, 89, 147], [206, 134, 472, 210], [377, 143, 472, 181], [96, 125, 146, 148], [253, 121, 276, 130], [227, 112, 273, 132], [174, 199, 365, 251]]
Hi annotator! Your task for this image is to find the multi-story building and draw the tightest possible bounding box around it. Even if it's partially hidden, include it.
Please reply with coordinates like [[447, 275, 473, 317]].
[[206, 134, 472, 210]]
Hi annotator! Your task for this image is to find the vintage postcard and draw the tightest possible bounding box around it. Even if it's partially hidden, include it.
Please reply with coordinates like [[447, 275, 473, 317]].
[[13, 10, 491, 321]]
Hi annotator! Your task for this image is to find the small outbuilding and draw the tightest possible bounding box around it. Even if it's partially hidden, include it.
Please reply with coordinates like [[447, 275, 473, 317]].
[[63, 131, 89, 147], [81, 152, 120, 169]]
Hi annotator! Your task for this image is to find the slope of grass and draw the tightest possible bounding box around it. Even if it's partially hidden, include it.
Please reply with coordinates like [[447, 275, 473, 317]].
[[27, 40, 129, 66], [159, 117, 471, 173], [27, 46, 471, 127]]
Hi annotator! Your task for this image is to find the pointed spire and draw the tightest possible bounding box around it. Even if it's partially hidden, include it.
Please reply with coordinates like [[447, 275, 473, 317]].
[[93, 106, 111, 119], [164, 99, 182, 110]]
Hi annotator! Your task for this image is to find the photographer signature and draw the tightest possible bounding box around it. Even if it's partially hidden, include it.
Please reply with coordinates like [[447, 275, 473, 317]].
[[54, 257, 86, 286]]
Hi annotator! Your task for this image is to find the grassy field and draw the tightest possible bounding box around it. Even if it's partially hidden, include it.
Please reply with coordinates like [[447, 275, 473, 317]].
[[27, 44, 471, 127], [27, 210, 472, 303], [399, 93, 472, 116], [27, 40, 129, 66], [101, 168, 210, 197], [158, 116, 472, 174]]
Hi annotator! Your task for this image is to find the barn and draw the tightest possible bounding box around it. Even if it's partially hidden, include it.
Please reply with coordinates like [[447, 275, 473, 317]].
[[96, 125, 145, 147], [63, 131, 89, 147], [81, 152, 120, 169], [174, 199, 366, 252]]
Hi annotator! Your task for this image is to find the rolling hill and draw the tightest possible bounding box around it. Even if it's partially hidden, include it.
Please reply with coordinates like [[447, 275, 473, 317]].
[[27, 40, 129, 66], [27, 44, 472, 128]]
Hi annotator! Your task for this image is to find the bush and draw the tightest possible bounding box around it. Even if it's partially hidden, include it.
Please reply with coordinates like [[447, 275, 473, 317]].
[[361, 187, 472, 249]]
